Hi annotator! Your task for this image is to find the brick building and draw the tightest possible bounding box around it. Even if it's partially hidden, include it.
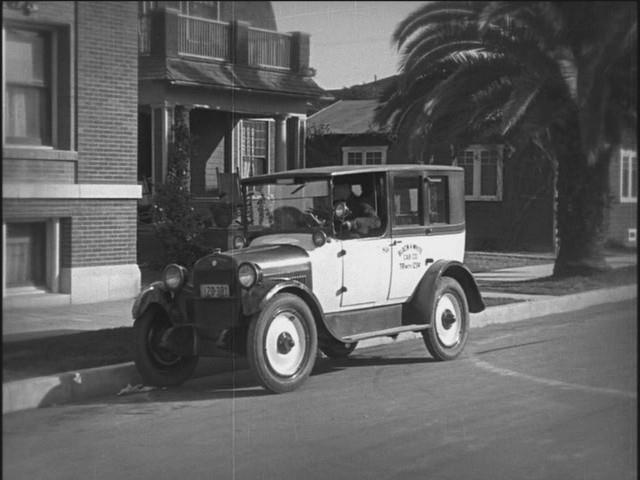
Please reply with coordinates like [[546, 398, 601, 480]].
[[3, 1, 141, 306]]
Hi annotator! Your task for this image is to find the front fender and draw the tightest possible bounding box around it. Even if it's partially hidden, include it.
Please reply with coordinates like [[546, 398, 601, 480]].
[[132, 281, 192, 324], [241, 279, 325, 321], [404, 260, 485, 325]]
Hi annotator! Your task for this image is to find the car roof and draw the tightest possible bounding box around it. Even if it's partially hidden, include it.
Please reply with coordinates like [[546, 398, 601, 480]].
[[241, 164, 462, 183]]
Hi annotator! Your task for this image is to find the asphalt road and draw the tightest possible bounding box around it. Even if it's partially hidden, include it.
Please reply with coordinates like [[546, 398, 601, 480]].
[[3, 300, 637, 480]]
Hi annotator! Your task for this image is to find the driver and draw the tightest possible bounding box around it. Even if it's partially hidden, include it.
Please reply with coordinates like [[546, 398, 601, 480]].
[[334, 182, 381, 236]]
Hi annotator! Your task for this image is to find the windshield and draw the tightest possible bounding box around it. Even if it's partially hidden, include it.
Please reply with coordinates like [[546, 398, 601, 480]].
[[243, 178, 333, 237]]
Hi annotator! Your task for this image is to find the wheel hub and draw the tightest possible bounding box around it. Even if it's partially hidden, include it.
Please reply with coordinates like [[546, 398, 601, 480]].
[[277, 331, 296, 354], [434, 294, 461, 347], [441, 309, 456, 329]]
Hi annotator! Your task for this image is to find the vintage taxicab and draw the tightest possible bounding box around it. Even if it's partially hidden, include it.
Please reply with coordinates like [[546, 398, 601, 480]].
[[132, 165, 485, 393]]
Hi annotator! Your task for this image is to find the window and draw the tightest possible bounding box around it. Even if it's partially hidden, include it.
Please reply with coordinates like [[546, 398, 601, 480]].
[[342, 146, 388, 166], [455, 145, 503, 201], [392, 176, 422, 226], [3, 219, 62, 294], [240, 119, 272, 178], [176, 1, 220, 19], [620, 149, 637, 203], [426, 176, 449, 224], [6, 222, 47, 288], [4, 27, 53, 146]]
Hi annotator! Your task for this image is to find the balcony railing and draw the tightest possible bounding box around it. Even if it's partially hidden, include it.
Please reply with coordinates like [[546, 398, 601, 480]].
[[177, 14, 230, 60], [139, 8, 309, 73], [248, 27, 291, 69]]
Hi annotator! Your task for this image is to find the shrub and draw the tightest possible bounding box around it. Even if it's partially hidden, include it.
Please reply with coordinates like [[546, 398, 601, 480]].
[[151, 106, 208, 267]]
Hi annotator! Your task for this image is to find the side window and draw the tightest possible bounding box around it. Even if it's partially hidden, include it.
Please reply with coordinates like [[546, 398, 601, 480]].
[[334, 173, 387, 237], [426, 176, 449, 224], [392, 176, 422, 226]]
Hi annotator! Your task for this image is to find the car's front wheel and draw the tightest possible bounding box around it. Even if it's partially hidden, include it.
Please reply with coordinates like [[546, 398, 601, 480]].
[[422, 277, 469, 360], [247, 293, 318, 393], [134, 307, 199, 386]]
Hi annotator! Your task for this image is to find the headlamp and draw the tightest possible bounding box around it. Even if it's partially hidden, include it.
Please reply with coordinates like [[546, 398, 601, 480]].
[[238, 262, 261, 289], [163, 264, 186, 291]]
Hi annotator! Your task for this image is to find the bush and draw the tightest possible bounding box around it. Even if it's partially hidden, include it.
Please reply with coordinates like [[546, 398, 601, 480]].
[[151, 106, 208, 267], [151, 181, 208, 266]]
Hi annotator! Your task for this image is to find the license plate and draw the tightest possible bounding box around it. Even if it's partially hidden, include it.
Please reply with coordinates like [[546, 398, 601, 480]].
[[200, 284, 230, 298]]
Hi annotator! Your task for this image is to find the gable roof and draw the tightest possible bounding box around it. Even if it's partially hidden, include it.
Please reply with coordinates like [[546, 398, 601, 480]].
[[308, 99, 388, 135]]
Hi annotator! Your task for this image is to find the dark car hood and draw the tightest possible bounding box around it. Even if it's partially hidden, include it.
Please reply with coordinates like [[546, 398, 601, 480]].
[[194, 244, 311, 280]]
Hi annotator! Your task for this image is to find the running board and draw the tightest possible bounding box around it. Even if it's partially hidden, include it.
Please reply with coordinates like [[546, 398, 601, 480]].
[[342, 324, 430, 343]]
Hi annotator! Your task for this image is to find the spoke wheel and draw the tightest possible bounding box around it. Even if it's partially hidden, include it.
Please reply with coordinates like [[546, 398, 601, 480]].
[[247, 294, 318, 393], [423, 277, 469, 361]]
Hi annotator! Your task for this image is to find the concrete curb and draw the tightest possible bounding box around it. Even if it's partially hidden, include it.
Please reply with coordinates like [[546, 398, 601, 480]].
[[3, 285, 636, 415]]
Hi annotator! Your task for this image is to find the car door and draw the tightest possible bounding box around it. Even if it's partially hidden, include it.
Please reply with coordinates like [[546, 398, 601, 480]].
[[340, 236, 392, 307], [387, 173, 437, 302], [338, 173, 392, 308]]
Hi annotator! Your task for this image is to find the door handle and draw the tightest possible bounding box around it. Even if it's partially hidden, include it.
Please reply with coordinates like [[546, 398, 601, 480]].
[[390, 240, 403, 247], [425, 228, 432, 235]]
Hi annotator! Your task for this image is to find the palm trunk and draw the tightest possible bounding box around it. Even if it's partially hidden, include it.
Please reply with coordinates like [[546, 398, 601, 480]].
[[553, 122, 611, 277]]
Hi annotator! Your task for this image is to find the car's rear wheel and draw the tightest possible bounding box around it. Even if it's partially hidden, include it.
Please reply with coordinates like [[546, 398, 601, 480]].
[[134, 307, 199, 386], [247, 293, 318, 393], [422, 277, 469, 360], [320, 340, 358, 359]]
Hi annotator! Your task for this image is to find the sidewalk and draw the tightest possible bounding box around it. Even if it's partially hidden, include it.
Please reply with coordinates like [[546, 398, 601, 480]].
[[3, 254, 636, 413]]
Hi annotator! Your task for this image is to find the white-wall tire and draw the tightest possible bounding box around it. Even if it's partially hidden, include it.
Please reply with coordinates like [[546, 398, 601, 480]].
[[422, 277, 469, 360], [247, 293, 318, 393]]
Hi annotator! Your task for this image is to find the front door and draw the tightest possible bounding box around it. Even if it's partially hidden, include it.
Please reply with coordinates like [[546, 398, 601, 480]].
[[336, 172, 391, 308], [340, 237, 391, 307]]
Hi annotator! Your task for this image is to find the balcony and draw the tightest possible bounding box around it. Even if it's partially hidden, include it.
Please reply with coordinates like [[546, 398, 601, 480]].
[[139, 7, 308, 73]]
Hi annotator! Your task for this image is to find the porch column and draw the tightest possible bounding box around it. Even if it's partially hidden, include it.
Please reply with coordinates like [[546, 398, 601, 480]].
[[275, 115, 289, 172], [151, 103, 174, 188], [47, 218, 60, 293], [287, 115, 307, 170]]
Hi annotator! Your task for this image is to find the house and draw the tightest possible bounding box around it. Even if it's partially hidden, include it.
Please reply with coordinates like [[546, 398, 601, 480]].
[[136, 1, 325, 248], [3, 1, 141, 306], [307, 98, 557, 252], [606, 130, 638, 248]]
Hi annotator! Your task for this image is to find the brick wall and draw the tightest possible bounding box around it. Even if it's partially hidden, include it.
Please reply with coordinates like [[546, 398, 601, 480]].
[[3, 199, 137, 267], [76, 1, 139, 184]]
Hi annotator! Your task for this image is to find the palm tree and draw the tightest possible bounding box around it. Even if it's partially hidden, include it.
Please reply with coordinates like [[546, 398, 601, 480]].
[[376, 1, 637, 276]]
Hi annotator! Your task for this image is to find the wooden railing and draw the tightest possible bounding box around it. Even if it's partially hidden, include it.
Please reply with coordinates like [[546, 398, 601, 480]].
[[177, 14, 230, 60], [248, 27, 291, 69], [140, 9, 300, 71]]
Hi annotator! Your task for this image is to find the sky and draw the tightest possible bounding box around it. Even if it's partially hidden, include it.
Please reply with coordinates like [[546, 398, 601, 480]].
[[272, 1, 422, 90]]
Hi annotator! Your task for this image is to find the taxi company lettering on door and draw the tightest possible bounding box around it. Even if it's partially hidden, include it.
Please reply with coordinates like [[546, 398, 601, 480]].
[[398, 244, 423, 270]]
